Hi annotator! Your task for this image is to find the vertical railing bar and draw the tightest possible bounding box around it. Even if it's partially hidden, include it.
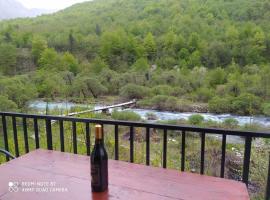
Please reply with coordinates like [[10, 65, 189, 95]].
[[266, 153, 270, 200], [200, 132, 205, 175], [12, 116, 19, 157], [146, 127, 150, 166], [114, 125, 119, 160], [220, 134, 227, 178], [45, 118, 53, 150], [72, 121, 77, 154], [163, 129, 167, 168], [33, 118, 39, 149], [22, 117, 29, 153], [86, 123, 90, 156], [242, 136, 252, 186], [2, 115, 9, 161], [181, 131, 186, 171], [130, 126, 134, 163], [59, 120, 65, 152]]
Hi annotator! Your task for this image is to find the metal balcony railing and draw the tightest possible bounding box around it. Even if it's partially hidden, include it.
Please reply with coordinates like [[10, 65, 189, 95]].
[[0, 112, 270, 199]]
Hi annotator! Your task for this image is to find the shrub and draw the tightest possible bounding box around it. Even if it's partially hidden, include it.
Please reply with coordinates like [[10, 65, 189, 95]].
[[151, 95, 168, 110], [120, 84, 150, 100], [188, 114, 204, 125], [0, 95, 18, 111], [195, 87, 214, 102], [223, 118, 239, 128], [262, 103, 270, 116], [208, 96, 232, 113], [164, 96, 179, 111], [151, 85, 173, 96], [111, 110, 141, 121], [231, 93, 261, 115]]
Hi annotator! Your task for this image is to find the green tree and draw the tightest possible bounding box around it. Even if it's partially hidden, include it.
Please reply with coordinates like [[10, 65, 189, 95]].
[[61, 52, 79, 74], [31, 36, 47, 63], [38, 48, 61, 70], [132, 57, 149, 72], [0, 43, 17, 75], [0, 95, 17, 111], [143, 32, 157, 61], [73, 75, 107, 98]]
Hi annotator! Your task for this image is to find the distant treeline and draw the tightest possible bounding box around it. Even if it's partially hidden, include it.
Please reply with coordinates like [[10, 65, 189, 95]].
[[0, 0, 270, 115]]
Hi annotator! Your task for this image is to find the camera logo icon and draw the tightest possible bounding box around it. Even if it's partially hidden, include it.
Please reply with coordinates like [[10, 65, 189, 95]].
[[8, 182, 19, 192]]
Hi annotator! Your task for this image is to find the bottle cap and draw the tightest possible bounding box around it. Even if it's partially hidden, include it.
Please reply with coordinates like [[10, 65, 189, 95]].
[[95, 124, 102, 139]]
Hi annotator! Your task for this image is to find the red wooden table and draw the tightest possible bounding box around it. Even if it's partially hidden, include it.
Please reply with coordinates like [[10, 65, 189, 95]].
[[0, 149, 249, 200]]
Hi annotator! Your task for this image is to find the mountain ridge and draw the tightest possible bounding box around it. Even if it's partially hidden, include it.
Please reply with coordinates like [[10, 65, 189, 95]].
[[0, 0, 54, 20]]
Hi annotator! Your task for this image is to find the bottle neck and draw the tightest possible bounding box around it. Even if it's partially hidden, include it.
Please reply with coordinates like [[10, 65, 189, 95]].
[[95, 138, 104, 145]]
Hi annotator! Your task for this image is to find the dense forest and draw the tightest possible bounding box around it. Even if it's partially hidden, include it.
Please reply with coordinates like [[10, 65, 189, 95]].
[[0, 0, 270, 116]]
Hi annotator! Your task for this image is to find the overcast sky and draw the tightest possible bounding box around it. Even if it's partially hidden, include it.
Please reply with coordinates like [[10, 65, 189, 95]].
[[16, 0, 90, 10]]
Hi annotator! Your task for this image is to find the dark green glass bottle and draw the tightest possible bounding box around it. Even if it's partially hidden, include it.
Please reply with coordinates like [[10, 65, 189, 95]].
[[91, 124, 108, 192]]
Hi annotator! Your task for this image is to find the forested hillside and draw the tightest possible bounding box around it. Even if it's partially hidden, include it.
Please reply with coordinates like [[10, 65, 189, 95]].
[[0, 0, 270, 115]]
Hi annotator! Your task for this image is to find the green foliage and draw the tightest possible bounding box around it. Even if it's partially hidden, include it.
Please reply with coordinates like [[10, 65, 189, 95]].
[[209, 96, 232, 114], [0, 75, 37, 107], [0, 95, 18, 111], [144, 32, 156, 61], [38, 48, 60, 70], [188, 114, 204, 125], [111, 110, 141, 121], [223, 118, 239, 129], [0, 0, 269, 117], [120, 84, 150, 100], [0, 43, 17, 75], [61, 52, 79, 74], [262, 103, 270, 116], [151, 85, 173, 96], [31, 36, 47, 63], [231, 93, 261, 115], [132, 57, 149, 72], [208, 68, 226, 87], [72, 75, 108, 98]]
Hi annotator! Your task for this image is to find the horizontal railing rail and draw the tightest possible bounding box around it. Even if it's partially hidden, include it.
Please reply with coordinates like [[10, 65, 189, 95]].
[[0, 111, 270, 200]]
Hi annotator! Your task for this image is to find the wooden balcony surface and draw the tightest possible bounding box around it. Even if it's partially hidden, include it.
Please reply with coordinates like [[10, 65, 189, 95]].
[[0, 149, 249, 200]]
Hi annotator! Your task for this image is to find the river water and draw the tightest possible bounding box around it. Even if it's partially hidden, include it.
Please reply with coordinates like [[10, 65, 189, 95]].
[[29, 100, 270, 127], [29, 100, 270, 144]]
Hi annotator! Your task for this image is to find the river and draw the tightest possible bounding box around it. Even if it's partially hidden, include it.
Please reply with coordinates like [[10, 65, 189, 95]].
[[29, 100, 270, 144], [29, 100, 270, 127]]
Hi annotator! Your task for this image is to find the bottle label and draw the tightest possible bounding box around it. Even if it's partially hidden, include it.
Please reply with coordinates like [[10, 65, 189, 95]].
[[91, 164, 100, 186]]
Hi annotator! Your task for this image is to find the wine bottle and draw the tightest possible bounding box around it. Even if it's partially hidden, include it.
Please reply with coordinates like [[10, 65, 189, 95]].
[[91, 124, 108, 192]]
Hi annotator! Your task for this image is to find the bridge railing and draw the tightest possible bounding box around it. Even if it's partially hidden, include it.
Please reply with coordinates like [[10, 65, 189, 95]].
[[0, 111, 270, 199]]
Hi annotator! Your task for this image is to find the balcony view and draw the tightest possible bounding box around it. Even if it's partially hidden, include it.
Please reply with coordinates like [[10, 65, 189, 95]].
[[0, 0, 270, 199]]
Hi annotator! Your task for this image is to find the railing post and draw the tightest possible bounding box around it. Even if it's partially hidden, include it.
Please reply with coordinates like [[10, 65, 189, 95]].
[[242, 136, 252, 186], [220, 134, 227, 178], [114, 125, 119, 160], [130, 126, 134, 163], [72, 121, 77, 154], [22, 117, 29, 153], [200, 132, 205, 175], [181, 131, 186, 171], [163, 129, 167, 168], [1, 115, 9, 161], [59, 120, 65, 152], [12, 116, 19, 157], [146, 127, 150, 166], [33, 118, 40, 149], [45, 119, 53, 150], [86, 123, 90, 156], [266, 153, 270, 200]]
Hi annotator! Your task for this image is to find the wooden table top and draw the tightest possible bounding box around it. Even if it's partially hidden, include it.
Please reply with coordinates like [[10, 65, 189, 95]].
[[0, 149, 249, 200]]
